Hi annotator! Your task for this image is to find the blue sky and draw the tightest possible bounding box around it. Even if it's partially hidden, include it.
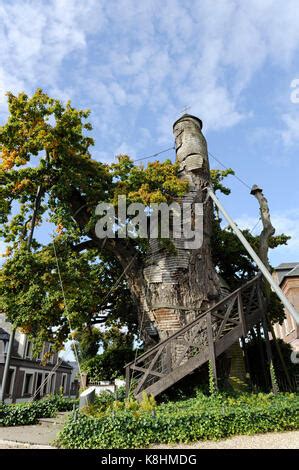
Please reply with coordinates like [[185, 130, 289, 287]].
[[0, 0, 299, 267]]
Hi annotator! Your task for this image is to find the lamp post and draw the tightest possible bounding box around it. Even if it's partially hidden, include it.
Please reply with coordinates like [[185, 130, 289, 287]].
[[0, 329, 15, 402]]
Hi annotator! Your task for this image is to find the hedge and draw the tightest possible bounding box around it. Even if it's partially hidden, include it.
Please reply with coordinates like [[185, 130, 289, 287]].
[[0, 396, 78, 427], [57, 392, 299, 448]]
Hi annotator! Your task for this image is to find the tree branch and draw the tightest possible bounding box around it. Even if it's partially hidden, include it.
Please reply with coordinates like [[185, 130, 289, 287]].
[[72, 240, 98, 252], [68, 188, 141, 271], [250, 184, 275, 271]]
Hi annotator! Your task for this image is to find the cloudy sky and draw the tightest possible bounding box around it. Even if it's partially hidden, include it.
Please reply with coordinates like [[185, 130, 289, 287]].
[[0, 0, 299, 266]]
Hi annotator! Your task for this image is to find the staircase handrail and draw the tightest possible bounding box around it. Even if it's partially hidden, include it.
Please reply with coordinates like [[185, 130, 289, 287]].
[[125, 273, 262, 368]]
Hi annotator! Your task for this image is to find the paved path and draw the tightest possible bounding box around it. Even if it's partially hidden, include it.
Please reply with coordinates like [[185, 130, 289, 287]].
[[153, 430, 299, 449], [0, 412, 69, 449]]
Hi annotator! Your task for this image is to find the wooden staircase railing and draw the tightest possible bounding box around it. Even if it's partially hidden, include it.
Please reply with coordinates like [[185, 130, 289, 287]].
[[125, 274, 265, 400]]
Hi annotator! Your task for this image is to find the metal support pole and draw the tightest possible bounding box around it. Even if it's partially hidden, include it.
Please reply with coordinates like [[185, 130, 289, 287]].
[[207, 188, 299, 325], [0, 329, 15, 403]]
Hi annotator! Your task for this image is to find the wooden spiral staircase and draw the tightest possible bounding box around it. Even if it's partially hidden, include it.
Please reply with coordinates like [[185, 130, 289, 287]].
[[125, 274, 266, 400]]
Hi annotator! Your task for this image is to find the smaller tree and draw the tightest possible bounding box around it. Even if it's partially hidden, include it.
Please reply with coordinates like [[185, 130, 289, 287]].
[[80, 326, 136, 381]]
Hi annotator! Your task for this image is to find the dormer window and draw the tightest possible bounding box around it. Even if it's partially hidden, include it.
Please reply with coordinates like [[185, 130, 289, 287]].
[[25, 340, 33, 359]]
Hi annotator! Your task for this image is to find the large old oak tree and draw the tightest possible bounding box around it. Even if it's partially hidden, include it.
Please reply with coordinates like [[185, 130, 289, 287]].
[[0, 90, 288, 360]]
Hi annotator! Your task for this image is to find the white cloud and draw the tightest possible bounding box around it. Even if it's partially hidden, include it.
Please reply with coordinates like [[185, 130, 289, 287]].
[[0, 0, 104, 103], [0, 1, 299, 154], [271, 209, 299, 253]]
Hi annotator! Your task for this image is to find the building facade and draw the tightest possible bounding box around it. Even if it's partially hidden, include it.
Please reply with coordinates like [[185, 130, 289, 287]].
[[273, 263, 299, 352], [0, 314, 73, 403]]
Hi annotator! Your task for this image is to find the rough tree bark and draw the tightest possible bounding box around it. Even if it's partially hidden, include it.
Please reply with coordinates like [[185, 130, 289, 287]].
[[139, 115, 221, 346]]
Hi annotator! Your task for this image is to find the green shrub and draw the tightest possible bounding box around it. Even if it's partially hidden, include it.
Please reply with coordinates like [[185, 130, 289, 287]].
[[0, 403, 38, 426], [0, 396, 78, 427], [0, 400, 56, 426], [81, 347, 134, 382], [43, 394, 78, 412], [57, 392, 299, 449]]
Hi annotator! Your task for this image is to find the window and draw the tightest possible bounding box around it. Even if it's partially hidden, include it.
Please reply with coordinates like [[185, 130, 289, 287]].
[[25, 340, 33, 359], [48, 345, 54, 364], [42, 373, 49, 396], [23, 373, 34, 395], [37, 349, 43, 361], [5, 368, 16, 396], [43, 343, 50, 354], [61, 373, 67, 394], [284, 314, 295, 336], [49, 373, 56, 394], [42, 342, 54, 363]]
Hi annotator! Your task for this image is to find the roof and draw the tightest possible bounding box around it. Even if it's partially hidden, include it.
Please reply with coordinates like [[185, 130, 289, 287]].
[[275, 262, 299, 270], [173, 113, 203, 130], [286, 265, 299, 278], [274, 262, 299, 285], [0, 327, 9, 340], [59, 360, 73, 370]]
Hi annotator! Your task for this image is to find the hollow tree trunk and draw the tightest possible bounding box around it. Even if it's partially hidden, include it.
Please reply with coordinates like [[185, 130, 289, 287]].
[[72, 115, 221, 362], [132, 115, 221, 352]]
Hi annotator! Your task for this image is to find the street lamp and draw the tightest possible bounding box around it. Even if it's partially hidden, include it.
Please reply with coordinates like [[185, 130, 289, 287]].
[[0, 328, 15, 403]]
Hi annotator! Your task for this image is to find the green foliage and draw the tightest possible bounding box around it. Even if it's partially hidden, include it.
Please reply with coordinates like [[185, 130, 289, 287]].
[[0, 403, 42, 426], [0, 243, 137, 349], [246, 338, 298, 392], [89, 390, 116, 413], [270, 363, 279, 394], [139, 391, 157, 412], [43, 394, 78, 412], [82, 390, 156, 418], [111, 156, 188, 205], [81, 346, 135, 382], [57, 392, 299, 448], [0, 396, 78, 427], [72, 326, 101, 362]]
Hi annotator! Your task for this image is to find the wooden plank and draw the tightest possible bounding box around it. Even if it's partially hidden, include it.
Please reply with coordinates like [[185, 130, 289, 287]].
[[215, 324, 243, 357], [173, 321, 206, 368], [245, 283, 256, 311], [238, 291, 247, 336], [130, 364, 164, 378], [135, 349, 210, 400], [215, 296, 237, 341], [125, 366, 130, 398], [134, 348, 162, 395], [211, 311, 239, 325], [206, 312, 218, 389]]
